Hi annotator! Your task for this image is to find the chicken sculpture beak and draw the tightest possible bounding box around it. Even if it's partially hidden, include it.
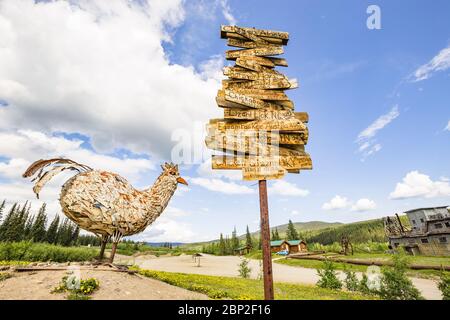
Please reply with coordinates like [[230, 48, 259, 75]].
[[176, 177, 188, 185]]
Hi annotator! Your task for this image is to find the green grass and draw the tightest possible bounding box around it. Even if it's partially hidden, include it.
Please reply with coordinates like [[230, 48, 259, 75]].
[[276, 258, 368, 272], [110, 242, 197, 257], [0, 241, 98, 262], [137, 269, 375, 300], [275, 255, 450, 279]]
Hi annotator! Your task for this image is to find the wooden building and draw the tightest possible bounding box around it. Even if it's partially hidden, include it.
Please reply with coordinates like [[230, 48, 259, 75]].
[[270, 240, 307, 254], [234, 244, 252, 256], [384, 206, 450, 256]]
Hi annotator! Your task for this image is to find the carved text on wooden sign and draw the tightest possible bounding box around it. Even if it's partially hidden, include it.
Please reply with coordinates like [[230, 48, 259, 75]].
[[205, 25, 312, 180]]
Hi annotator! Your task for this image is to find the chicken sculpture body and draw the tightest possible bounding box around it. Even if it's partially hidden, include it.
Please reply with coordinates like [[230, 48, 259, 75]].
[[23, 158, 188, 262]]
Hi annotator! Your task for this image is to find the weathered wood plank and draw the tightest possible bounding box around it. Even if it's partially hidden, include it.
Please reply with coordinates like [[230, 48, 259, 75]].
[[223, 108, 295, 120], [243, 166, 286, 181], [236, 56, 275, 71], [222, 76, 296, 90], [268, 57, 288, 67], [211, 119, 306, 131], [205, 130, 308, 145], [222, 88, 289, 101], [211, 154, 313, 170], [221, 25, 289, 44], [205, 136, 305, 156], [226, 46, 284, 60], [220, 90, 285, 109]]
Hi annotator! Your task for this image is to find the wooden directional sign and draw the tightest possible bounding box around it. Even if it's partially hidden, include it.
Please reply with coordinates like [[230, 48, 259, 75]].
[[206, 25, 313, 301], [205, 25, 312, 181]]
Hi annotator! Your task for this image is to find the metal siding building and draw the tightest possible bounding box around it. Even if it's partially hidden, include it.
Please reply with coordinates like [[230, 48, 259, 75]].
[[385, 206, 450, 256]]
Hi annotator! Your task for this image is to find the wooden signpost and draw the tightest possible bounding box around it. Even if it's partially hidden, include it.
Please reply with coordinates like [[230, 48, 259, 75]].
[[205, 25, 312, 300]]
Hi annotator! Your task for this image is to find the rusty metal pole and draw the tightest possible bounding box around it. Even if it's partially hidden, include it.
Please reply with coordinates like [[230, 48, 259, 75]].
[[259, 179, 274, 300]]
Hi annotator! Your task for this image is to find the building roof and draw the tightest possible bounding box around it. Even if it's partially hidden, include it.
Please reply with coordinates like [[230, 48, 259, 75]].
[[404, 206, 449, 213], [270, 240, 305, 246], [270, 240, 285, 246]]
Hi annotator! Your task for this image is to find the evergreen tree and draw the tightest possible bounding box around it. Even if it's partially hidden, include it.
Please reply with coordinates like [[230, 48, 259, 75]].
[[0, 199, 5, 222], [13, 202, 30, 241], [286, 219, 299, 240], [219, 233, 226, 255], [0, 203, 18, 241], [46, 215, 60, 244], [245, 225, 253, 248], [30, 203, 47, 242], [272, 228, 281, 241], [23, 214, 35, 240], [231, 226, 239, 251], [71, 225, 80, 245]]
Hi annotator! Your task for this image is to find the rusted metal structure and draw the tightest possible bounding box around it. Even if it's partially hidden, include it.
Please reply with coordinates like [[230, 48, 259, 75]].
[[23, 158, 187, 262], [205, 25, 312, 300], [340, 235, 353, 255], [384, 206, 450, 256]]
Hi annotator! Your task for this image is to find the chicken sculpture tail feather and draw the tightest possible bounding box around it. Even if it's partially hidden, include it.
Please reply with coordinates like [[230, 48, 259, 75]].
[[23, 158, 93, 199]]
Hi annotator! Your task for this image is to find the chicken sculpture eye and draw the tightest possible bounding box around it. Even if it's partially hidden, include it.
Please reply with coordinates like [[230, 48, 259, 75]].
[[170, 171, 176, 175]]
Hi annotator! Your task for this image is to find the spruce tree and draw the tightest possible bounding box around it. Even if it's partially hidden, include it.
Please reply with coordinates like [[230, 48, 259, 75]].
[[46, 215, 60, 244], [286, 219, 299, 240], [23, 214, 35, 240], [272, 228, 281, 241], [0, 199, 5, 222], [30, 203, 47, 242], [0, 203, 18, 241], [231, 226, 239, 251], [245, 225, 253, 248], [219, 233, 226, 255], [71, 224, 80, 245]]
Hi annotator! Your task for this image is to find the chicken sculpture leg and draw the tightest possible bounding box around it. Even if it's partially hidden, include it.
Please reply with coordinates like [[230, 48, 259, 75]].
[[23, 158, 188, 263]]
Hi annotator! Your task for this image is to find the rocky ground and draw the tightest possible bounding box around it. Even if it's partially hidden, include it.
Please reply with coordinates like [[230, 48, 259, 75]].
[[0, 262, 207, 300]]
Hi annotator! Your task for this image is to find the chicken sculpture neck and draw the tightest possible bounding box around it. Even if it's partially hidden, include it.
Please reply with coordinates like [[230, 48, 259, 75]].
[[23, 158, 188, 262]]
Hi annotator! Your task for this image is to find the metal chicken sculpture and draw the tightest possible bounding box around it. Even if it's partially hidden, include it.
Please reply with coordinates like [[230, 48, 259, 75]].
[[23, 158, 188, 262]]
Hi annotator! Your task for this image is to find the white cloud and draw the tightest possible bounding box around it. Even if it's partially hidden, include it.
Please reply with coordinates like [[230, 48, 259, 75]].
[[357, 105, 400, 141], [190, 177, 254, 194], [219, 0, 236, 25], [389, 171, 450, 199], [412, 45, 450, 82], [351, 198, 376, 212], [445, 120, 450, 131], [0, 0, 222, 159], [356, 105, 399, 159], [132, 216, 198, 242], [0, 130, 154, 184], [322, 195, 350, 210], [290, 210, 300, 216], [268, 180, 309, 197]]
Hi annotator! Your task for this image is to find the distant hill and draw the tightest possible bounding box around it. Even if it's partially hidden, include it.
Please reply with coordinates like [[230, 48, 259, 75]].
[[238, 221, 342, 240], [304, 218, 387, 244], [183, 217, 395, 249]]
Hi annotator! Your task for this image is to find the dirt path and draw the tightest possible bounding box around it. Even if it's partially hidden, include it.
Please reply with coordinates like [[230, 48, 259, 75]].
[[117, 254, 442, 300], [0, 268, 207, 300]]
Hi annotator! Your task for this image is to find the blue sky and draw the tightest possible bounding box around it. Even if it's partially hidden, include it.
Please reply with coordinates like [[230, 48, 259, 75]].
[[0, 0, 449, 242]]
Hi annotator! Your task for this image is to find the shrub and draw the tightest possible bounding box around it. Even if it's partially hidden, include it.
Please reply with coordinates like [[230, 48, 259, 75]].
[[378, 253, 423, 300], [0, 241, 97, 262], [438, 271, 450, 300], [358, 274, 372, 295], [52, 275, 100, 300], [238, 258, 252, 279], [316, 260, 342, 290], [343, 267, 359, 292]]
